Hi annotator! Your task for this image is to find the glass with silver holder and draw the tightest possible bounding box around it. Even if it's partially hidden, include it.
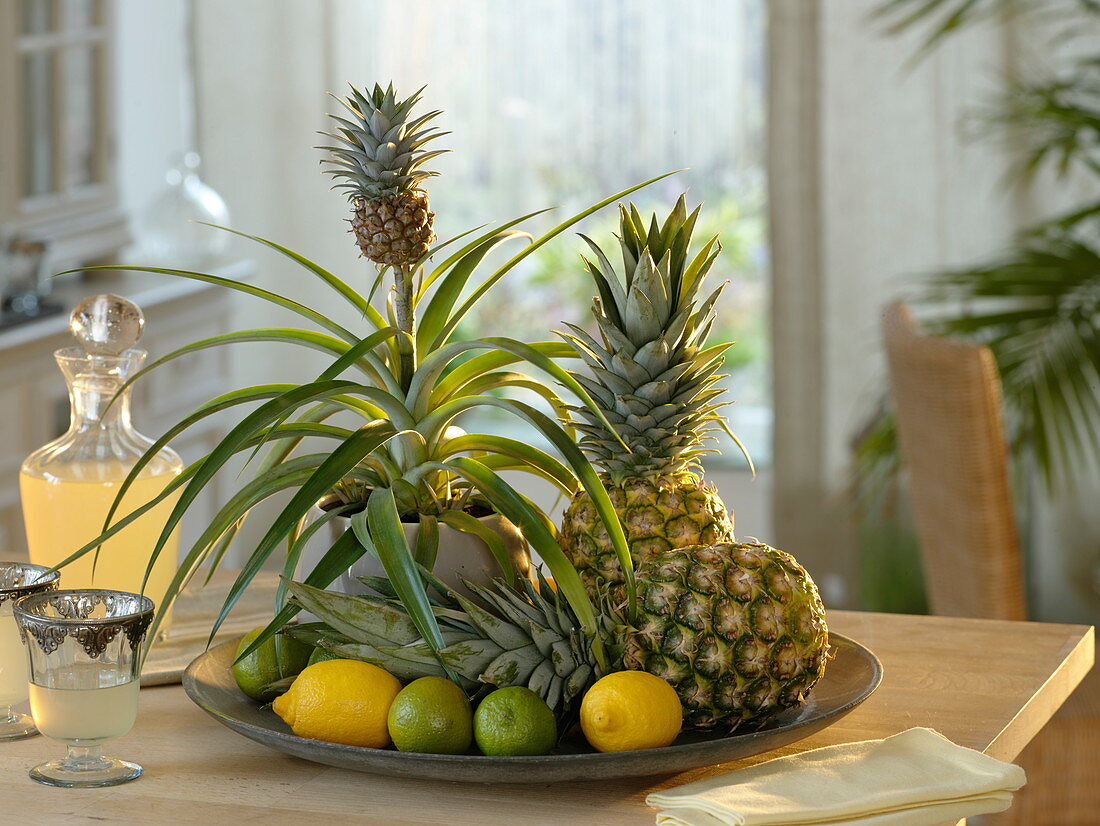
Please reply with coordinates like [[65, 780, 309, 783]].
[[0, 562, 59, 740], [15, 589, 152, 787]]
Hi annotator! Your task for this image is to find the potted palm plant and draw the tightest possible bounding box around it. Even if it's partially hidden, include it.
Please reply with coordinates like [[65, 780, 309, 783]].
[[56, 83, 670, 658]]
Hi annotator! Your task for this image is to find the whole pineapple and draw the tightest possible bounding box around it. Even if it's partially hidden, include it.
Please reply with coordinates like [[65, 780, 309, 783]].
[[624, 542, 829, 728], [286, 539, 829, 731], [559, 196, 736, 600], [320, 84, 447, 267]]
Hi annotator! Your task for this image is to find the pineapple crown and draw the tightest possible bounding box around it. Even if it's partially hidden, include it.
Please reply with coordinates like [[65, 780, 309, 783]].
[[560, 195, 735, 480], [285, 569, 620, 718], [319, 83, 449, 202]]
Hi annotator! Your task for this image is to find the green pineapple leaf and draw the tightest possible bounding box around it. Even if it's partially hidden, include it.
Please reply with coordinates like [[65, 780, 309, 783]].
[[193, 223, 384, 327], [205, 420, 402, 646], [361, 488, 447, 660], [57, 265, 360, 345], [234, 527, 369, 664]]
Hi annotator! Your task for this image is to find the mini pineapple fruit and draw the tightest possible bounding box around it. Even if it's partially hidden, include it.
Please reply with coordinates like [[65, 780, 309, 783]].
[[320, 84, 448, 267]]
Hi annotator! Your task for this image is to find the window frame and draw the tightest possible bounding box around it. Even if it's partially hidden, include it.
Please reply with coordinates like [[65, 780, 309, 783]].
[[0, 0, 128, 271]]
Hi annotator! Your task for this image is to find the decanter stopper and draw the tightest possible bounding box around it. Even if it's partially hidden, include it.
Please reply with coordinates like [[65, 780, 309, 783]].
[[69, 294, 145, 356]]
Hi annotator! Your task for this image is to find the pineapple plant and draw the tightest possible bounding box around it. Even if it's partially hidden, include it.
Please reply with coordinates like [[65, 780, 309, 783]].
[[320, 83, 446, 268], [558, 196, 740, 601], [283, 538, 829, 730], [58, 83, 671, 654]]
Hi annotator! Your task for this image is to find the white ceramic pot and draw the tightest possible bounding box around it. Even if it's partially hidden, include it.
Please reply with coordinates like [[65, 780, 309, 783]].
[[296, 501, 531, 605]]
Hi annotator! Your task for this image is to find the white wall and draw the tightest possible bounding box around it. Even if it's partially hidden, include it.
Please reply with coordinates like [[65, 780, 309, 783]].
[[114, 0, 189, 240], [770, 1, 1021, 605], [118, 0, 356, 388]]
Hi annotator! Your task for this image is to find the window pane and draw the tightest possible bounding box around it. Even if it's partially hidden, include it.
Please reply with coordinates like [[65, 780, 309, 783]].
[[21, 0, 55, 35], [62, 0, 99, 29], [21, 52, 56, 198], [338, 0, 770, 463], [64, 46, 101, 189]]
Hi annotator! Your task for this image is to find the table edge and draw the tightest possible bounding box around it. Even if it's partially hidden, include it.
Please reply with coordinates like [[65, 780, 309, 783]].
[[986, 624, 1095, 761]]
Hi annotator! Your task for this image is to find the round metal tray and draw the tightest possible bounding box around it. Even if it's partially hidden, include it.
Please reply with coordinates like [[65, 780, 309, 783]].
[[183, 632, 881, 784]]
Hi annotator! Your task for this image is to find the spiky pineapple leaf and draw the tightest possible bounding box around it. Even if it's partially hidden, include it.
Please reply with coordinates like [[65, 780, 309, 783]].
[[235, 527, 370, 664], [203, 419, 401, 647], [449, 592, 531, 650], [276, 502, 356, 609], [139, 382, 382, 614], [438, 457, 608, 669], [235, 325, 405, 473], [426, 342, 575, 406], [161, 453, 332, 592], [439, 435, 576, 499], [413, 514, 439, 569], [426, 395, 635, 610], [282, 578, 422, 645], [193, 223, 386, 329]]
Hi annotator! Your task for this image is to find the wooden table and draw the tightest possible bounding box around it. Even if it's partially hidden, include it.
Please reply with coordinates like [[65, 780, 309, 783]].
[[0, 610, 1092, 825]]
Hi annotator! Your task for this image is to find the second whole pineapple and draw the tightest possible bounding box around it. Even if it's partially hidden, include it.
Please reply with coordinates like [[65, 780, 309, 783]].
[[558, 196, 737, 601]]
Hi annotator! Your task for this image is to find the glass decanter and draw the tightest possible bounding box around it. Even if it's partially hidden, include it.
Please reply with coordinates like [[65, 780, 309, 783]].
[[138, 151, 231, 269], [19, 295, 183, 636]]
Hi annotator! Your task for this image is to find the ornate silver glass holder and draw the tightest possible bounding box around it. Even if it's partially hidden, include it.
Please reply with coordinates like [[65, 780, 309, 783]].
[[14, 589, 153, 787], [0, 562, 60, 741]]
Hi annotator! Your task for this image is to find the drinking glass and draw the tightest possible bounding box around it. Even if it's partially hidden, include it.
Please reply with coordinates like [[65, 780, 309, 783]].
[[15, 589, 152, 787], [0, 562, 59, 740]]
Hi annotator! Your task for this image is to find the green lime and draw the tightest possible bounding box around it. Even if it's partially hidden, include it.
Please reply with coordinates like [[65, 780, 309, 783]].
[[473, 687, 557, 756], [307, 646, 341, 667], [232, 627, 312, 702], [387, 676, 473, 754]]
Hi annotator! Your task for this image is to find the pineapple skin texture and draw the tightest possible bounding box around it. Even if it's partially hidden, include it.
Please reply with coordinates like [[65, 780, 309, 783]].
[[559, 474, 734, 601], [622, 542, 830, 730], [352, 192, 434, 267]]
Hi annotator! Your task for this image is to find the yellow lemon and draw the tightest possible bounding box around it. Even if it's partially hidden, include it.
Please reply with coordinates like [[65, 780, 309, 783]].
[[272, 659, 401, 748], [580, 671, 683, 753]]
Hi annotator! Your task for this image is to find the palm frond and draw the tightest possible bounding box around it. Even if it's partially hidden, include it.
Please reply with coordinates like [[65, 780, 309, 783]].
[[918, 231, 1100, 490], [871, 0, 1037, 59], [983, 63, 1100, 191]]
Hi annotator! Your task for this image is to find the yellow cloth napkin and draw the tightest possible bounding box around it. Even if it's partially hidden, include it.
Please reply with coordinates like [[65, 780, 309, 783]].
[[646, 728, 1026, 826]]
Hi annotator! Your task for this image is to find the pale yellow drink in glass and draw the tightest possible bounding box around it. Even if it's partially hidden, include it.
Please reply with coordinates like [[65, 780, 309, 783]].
[[20, 462, 181, 633], [0, 610, 28, 707], [29, 664, 139, 745]]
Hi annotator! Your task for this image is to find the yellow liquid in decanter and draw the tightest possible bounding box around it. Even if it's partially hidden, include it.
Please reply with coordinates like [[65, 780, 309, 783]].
[[20, 462, 181, 633]]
